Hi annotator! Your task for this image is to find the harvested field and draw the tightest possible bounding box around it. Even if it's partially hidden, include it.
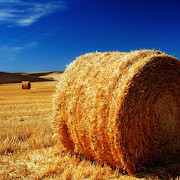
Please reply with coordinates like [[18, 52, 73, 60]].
[[0, 80, 144, 180], [1, 66, 180, 179]]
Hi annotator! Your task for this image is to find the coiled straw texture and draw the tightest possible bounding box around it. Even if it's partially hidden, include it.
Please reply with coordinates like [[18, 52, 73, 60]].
[[54, 49, 180, 175]]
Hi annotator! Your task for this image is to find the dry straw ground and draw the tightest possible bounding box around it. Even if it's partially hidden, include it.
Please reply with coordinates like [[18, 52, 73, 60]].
[[0, 73, 142, 180], [54, 50, 180, 178]]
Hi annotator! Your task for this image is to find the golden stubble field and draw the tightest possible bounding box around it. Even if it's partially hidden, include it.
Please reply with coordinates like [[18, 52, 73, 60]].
[[0, 73, 179, 180]]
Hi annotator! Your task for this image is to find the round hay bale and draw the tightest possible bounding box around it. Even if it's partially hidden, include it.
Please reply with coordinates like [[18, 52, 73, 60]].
[[22, 81, 31, 89], [54, 49, 180, 175]]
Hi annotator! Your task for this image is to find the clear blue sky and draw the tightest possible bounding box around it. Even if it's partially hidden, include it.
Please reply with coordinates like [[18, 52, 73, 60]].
[[0, 0, 180, 73]]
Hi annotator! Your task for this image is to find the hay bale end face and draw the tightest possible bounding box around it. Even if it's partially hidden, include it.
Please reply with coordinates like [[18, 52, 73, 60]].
[[22, 81, 31, 89], [54, 49, 180, 175]]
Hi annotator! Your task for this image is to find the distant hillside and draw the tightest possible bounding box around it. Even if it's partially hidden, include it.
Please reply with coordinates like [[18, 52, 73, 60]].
[[0, 71, 63, 84]]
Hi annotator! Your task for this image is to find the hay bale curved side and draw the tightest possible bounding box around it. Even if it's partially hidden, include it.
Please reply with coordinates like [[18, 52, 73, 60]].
[[54, 50, 180, 174], [22, 81, 31, 89]]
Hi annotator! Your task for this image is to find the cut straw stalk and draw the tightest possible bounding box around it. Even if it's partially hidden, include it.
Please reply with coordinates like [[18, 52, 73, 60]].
[[54, 50, 180, 175]]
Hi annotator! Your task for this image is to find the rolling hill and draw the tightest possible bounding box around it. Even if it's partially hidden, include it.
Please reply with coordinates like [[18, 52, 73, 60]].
[[0, 71, 63, 84]]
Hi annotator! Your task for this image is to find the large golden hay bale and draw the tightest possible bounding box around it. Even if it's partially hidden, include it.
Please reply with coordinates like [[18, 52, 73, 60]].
[[22, 81, 31, 89], [54, 49, 180, 175]]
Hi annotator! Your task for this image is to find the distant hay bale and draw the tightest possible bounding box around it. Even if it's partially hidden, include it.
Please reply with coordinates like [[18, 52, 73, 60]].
[[22, 81, 31, 89], [54, 49, 180, 175]]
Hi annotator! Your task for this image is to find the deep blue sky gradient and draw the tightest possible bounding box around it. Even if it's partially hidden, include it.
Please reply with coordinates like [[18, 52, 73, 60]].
[[0, 0, 180, 72]]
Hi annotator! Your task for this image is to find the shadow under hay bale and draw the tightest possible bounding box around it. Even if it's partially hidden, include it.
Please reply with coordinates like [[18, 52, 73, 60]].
[[22, 81, 31, 89], [54, 49, 180, 175]]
